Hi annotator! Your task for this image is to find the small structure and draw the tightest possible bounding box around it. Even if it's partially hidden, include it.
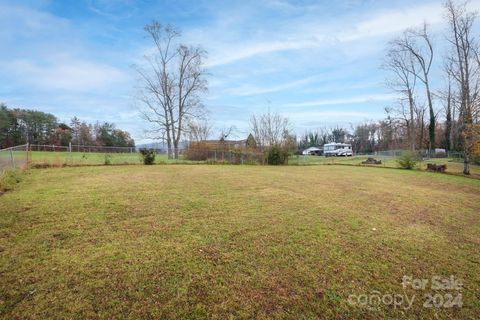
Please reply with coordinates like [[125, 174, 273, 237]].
[[434, 148, 447, 158], [302, 147, 322, 156]]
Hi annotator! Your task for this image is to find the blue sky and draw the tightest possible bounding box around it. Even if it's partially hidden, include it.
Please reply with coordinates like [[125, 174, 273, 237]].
[[1, 0, 480, 143]]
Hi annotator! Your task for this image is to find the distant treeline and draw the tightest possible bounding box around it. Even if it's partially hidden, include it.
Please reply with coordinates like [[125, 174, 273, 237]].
[[0, 103, 135, 149]]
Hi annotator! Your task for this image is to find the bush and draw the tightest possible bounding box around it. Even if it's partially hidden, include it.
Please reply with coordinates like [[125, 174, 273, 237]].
[[397, 151, 418, 169], [139, 148, 156, 165], [104, 154, 112, 165], [266, 145, 290, 165]]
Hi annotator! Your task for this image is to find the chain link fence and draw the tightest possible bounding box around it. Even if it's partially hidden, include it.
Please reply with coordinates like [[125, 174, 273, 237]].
[[1, 144, 479, 177], [0, 144, 29, 171], [28, 144, 141, 166], [1, 144, 266, 168]]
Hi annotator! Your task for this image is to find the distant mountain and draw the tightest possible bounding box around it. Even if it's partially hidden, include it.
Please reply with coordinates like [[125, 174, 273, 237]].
[[136, 141, 188, 151]]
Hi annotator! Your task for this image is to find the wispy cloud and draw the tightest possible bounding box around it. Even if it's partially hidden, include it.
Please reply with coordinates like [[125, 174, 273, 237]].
[[3, 0, 477, 143], [227, 74, 323, 96], [285, 110, 375, 120], [7, 58, 128, 92], [280, 94, 396, 108], [86, 0, 139, 20], [202, 1, 463, 68], [205, 39, 319, 67]]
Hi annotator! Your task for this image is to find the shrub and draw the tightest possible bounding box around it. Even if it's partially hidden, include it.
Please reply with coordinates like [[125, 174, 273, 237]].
[[139, 148, 156, 165], [104, 154, 112, 165], [266, 145, 290, 165], [397, 151, 418, 169]]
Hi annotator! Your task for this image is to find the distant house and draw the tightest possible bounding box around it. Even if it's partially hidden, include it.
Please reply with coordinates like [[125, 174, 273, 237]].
[[302, 146, 322, 155]]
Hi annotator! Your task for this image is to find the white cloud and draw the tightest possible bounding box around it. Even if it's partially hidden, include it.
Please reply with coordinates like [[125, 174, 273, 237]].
[[338, 3, 445, 42], [205, 39, 319, 67], [202, 1, 480, 68], [0, 3, 70, 35], [286, 110, 374, 119], [7, 59, 128, 92], [227, 74, 322, 96], [280, 94, 395, 108], [86, 0, 139, 20]]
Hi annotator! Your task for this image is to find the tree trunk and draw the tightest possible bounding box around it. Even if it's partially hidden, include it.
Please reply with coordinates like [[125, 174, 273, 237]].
[[425, 80, 435, 153], [445, 84, 452, 152], [463, 151, 470, 175], [408, 89, 415, 150]]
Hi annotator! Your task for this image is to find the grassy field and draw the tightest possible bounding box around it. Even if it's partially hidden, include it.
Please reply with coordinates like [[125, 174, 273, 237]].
[[4, 150, 479, 178], [27, 151, 169, 166], [1, 165, 479, 319]]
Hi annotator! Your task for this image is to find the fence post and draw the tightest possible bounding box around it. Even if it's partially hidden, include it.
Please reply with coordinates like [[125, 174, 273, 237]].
[[26, 143, 29, 166], [10, 149, 15, 169]]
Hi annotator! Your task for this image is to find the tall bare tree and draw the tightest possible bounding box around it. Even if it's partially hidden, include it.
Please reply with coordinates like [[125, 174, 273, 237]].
[[441, 62, 455, 151], [135, 21, 207, 159], [383, 42, 418, 150], [444, 0, 480, 174], [391, 23, 436, 152]]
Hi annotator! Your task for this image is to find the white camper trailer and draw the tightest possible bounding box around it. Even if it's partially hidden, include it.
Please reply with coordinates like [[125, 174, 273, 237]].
[[323, 143, 353, 157]]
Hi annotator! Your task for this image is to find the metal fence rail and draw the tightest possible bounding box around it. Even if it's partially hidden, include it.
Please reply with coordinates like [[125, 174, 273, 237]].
[[26, 144, 140, 166], [1, 144, 266, 167], [0, 144, 29, 171]]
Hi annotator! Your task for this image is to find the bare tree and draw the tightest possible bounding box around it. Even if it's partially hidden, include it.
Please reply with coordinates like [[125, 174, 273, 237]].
[[390, 23, 436, 152], [440, 62, 456, 151], [383, 42, 418, 150], [444, 0, 480, 174], [135, 21, 207, 159], [415, 103, 427, 149], [187, 119, 211, 142], [249, 110, 292, 149], [218, 125, 237, 140]]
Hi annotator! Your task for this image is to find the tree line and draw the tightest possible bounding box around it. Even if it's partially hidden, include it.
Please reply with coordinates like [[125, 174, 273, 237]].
[[382, 0, 479, 174], [0, 104, 134, 149], [298, 1, 480, 173]]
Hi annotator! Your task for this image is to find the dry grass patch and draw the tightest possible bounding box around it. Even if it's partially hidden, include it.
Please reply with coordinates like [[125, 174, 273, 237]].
[[0, 165, 479, 319]]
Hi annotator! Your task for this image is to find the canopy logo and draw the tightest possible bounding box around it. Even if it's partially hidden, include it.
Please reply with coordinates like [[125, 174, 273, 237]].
[[348, 275, 463, 311]]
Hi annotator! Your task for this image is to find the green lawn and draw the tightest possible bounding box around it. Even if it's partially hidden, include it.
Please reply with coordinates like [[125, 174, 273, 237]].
[[1, 165, 479, 319], [27, 151, 191, 166]]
